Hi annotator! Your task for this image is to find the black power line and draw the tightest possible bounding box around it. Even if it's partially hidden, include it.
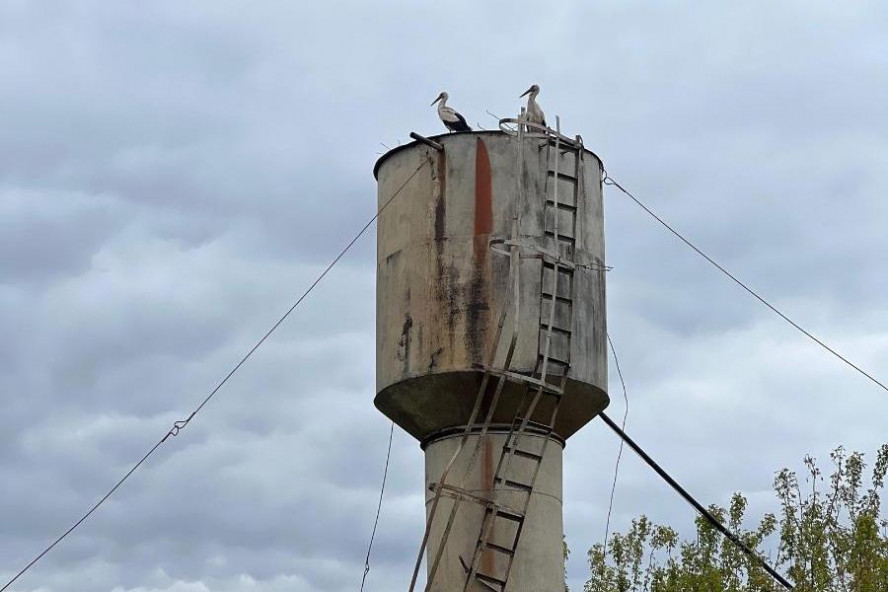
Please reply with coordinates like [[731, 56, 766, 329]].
[[359, 421, 395, 592], [598, 411, 793, 590], [0, 160, 428, 592], [603, 175, 888, 397]]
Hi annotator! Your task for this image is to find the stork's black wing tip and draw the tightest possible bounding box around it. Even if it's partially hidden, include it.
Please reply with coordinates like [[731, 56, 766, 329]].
[[452, 112, 472, 132]]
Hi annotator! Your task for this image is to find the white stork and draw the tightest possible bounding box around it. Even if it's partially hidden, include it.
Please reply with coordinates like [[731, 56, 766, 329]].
[[431, 91, 472, 132], [519, 84, 546, 128]]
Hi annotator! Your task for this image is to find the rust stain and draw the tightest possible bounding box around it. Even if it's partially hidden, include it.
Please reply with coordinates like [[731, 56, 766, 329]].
[[473, 138, 493, 261], [466, 139, 492, 365]]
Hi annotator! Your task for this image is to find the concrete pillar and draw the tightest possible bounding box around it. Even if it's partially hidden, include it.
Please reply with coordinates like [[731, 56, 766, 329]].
[[423, 430, 564, 592]]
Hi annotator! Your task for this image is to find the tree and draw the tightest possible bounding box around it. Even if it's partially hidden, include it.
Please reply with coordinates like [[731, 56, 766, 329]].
[[584, 445, 888, 592]]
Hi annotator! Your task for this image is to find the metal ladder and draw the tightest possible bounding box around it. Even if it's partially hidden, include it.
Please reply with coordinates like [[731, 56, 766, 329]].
[[460, 121, 584, 592], [407, 119, 531, 592], [406, 117, 584, 592]]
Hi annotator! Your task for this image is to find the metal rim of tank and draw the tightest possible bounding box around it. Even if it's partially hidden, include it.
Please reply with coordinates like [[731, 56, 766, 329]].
[[420, 424, 567, 451], [372, 130, 604, 180]]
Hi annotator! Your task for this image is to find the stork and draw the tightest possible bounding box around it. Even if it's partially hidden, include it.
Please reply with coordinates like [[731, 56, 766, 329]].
[[431, 91, 472, 132], [519, 84, 546, 129]]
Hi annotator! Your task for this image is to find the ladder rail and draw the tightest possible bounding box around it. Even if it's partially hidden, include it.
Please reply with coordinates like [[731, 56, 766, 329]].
[[539, 117, 563, 386]]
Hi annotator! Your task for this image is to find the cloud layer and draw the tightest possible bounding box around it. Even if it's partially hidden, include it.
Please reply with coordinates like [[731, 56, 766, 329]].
[[1, 1, 887, 591]]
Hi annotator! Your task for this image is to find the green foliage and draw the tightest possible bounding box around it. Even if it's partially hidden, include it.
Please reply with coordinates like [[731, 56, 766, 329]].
[[566, 534, 571, 592], [584, 445, 888, 592]]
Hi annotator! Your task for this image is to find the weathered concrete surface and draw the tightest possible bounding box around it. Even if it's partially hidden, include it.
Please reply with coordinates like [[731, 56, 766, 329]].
[[423, 431, 564, 592], [375, 131, 608, 442]]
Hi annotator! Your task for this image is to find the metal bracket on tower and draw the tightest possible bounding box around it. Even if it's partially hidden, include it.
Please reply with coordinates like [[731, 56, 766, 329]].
[[409, 132, 445, 152]]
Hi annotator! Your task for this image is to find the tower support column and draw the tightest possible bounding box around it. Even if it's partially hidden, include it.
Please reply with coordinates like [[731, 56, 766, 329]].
[[423, 430, 565, 592]]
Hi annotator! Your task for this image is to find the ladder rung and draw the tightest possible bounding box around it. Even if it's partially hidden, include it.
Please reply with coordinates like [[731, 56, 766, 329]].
[[475, 571, 508, 588], [544, 230, 576, 244], [513, 416, 553, 435], [540, 352, 570, 367], [523, 373, 563, 395], [494, 476, 534, 493], [545, 199, 578, 211], [533, 385, 563, 399], [504, 444, 544, 462], [541, 291, 573, 305], [485, 541, 516, 556], [432, 482, 495, 507], [488, 506, 525, 523], [545, 136, 584, 152], [535, 249, 576, 270], [541, 323, 571, 336], [547, 170, 577, 181], [476, 365, 563, 395], [459, 558, 500, 592]]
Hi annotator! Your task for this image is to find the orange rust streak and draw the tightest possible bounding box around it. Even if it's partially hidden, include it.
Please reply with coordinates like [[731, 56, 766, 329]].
[[473, 138, 493, 261]]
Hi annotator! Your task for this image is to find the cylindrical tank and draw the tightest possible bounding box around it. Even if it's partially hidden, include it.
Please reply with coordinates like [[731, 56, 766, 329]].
[[374, 131, 608, 441], [374, 129, 608, 592]]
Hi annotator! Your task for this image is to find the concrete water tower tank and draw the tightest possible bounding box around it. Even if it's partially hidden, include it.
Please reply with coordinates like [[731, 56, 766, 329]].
[[374, 124, 608, 592]]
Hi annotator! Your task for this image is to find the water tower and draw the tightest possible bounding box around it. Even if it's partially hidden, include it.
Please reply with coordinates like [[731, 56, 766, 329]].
[[374, 119, 609, 592]]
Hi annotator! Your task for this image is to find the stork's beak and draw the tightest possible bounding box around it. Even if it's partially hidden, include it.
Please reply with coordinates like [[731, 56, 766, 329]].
[[519, 87, 533, 98], [431, 94, 442, 106]]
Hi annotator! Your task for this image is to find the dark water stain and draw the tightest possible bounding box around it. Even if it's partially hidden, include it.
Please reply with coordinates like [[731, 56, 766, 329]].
[[397, 313, 413, 374], [385, 248, 402, 266], [464, 278, 489, 363], [434, 152, 447, 242], [428, 347, 444, 372], [432, 150, 459, 359]]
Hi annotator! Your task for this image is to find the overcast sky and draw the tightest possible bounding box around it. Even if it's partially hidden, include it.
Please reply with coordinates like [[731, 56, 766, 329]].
[[2, 1, 887, 591]]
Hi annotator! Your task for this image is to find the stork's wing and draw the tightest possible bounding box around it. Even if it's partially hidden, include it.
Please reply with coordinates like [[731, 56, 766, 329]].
[[451, 111, 472, 132]]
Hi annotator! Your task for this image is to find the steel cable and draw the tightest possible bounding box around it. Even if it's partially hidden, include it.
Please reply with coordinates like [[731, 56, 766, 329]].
[[602, 333, 629, 550], [359, 421, 395, 592], [603, 174, 888, 396], [0, 159, 428, 592]]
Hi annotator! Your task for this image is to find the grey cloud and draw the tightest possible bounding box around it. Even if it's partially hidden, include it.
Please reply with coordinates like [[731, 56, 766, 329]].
[[2, 2, 888, 592]]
